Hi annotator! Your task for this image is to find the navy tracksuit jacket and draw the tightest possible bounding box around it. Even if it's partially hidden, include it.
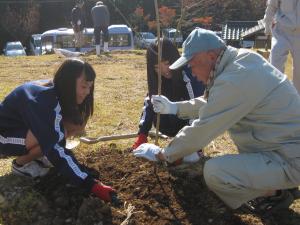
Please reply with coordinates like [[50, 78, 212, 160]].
[[0, 82, 95, 191]]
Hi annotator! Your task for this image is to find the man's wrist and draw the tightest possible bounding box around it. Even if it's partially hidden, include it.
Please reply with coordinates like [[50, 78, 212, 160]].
[[170, 103, 178, 115]]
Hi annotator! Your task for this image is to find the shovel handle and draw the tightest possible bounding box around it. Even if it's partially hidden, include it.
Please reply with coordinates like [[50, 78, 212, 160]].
[[79, 131, 168, 144], [80, 133, 138, 144]]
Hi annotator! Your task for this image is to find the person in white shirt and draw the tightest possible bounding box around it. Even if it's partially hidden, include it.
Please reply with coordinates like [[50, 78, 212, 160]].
[[264, 0, 300, 93]]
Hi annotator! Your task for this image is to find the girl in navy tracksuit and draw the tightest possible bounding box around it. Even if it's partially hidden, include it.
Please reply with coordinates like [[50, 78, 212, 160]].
[[0, 59, 114, 202], [132, 39, 205, 149]]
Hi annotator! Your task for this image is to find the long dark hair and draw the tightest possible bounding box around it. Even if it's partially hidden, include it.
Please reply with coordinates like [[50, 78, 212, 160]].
[[53, 58, 96, 125], [146, 38, 188, 101]]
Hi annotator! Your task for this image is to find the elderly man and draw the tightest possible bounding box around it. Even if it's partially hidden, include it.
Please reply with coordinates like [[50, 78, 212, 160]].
[[133, 28, 300, 215], [264, 0, 300, 93]]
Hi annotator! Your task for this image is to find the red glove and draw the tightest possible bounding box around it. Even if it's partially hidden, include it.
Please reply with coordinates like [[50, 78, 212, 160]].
[[91, 182, 115, 202], [132, 133, 148, 150]]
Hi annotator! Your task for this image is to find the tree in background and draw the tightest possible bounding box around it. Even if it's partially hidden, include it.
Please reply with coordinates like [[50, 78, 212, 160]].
[[175, 0, 197, 39], [159, 6, 176, 27], [147, 20, 157, 31], [130, 6, 147, 31], [145, 5, 176, 33], [0, 1, 40, 47], [178, 0, 267, 37], [192, 16, 213, 29], [129, 4, 176, 33]]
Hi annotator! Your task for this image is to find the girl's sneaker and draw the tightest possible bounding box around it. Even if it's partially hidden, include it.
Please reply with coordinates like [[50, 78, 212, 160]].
[[35, 156, 53, 168], [12, 159, 50, 178]]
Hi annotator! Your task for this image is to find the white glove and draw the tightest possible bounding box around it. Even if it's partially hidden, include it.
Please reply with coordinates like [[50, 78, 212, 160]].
[[133, 143, 161, 161], [183, 151, 202, 163], [151, 95, 178, 115], [77, 20, 81, 26]]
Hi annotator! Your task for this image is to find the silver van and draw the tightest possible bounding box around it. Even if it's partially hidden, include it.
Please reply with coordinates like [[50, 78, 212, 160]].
[[29, 34, 42, 55]]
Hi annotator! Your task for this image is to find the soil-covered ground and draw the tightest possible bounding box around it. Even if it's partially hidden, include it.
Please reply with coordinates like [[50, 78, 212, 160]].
[[1, 147, 300, 225]]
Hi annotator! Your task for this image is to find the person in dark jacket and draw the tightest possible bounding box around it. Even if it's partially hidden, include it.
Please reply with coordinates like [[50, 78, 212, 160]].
[[132, 39, 205, 162], [91, 1, 110, 55], [71, 1, 85, 52], [0, 58, 115, 202]]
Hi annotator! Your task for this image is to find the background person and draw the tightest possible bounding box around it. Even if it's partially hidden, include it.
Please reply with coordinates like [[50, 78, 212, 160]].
[[0, 59, 115, 202], [91, 1, 110, 55], [71, 1, 85, 52], [134, 28, 300, 215], [263, 0, 300, 93]]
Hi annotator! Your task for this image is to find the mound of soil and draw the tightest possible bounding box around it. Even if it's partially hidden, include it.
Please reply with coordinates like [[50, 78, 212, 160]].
[[1, 148, 298, 225], [33, 148, 218, 225]]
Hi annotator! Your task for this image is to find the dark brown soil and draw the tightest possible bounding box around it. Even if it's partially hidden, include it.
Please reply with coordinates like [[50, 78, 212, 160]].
[[1, 148, 300, 225]]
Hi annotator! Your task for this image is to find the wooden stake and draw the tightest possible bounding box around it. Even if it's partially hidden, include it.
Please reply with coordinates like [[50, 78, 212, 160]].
[[154, 0, 162, 145], [173, 0, 185, 46]]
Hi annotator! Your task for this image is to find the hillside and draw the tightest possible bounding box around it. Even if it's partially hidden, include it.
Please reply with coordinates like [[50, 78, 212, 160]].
[[181, 0, 266, 34], [0, 0, 267, 49]]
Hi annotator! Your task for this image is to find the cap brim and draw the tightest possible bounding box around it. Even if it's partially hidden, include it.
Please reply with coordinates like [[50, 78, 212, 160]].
[[169, 56, 191, 70]]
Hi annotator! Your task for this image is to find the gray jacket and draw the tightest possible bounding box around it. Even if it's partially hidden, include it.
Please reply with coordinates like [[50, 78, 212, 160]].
[[91, 4, 110, 27], [163, 46, 300, 163]]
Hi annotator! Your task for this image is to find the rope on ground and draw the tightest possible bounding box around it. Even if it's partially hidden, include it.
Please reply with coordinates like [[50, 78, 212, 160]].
[[119, 201, 142, 225]]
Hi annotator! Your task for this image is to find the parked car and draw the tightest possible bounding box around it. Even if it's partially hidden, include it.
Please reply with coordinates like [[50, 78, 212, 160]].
[[29, 34, 42, 55], [134, 32, 156, 49], [3, 41, 26, 56], [162, 28, 183, 47], [41, 25, 134, 54], [241, 40, 255, 48]]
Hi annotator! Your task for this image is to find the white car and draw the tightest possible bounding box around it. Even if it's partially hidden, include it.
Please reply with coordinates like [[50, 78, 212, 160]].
[[162, 28, 183, 47], [3, 41, 26, 56], [135, 32, 156, 49]]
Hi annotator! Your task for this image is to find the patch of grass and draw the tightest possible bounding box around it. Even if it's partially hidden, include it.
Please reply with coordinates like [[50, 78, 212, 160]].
[[285, 53, 293, 80]]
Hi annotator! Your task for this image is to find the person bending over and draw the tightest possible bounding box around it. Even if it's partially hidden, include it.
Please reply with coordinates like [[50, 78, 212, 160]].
[[134, 28, 300, 215], [0, 58, 114, 202]]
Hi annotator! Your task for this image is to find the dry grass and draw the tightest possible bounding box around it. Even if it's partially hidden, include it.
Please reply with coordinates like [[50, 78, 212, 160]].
[[285, 53, 293, 80], [1, 51, 299, 224], [0, 51, 294, 169]]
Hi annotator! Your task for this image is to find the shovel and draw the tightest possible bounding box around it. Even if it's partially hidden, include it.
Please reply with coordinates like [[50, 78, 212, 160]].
[[79, 131, 168, 144]]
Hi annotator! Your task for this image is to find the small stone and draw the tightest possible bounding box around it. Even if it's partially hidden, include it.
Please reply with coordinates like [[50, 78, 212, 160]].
[[94, 222, 103, 225], [55, 196, 69, 207], [208, 219, 213, 223], [65, 218, 72, 223], [53, 216, 64, 225]]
